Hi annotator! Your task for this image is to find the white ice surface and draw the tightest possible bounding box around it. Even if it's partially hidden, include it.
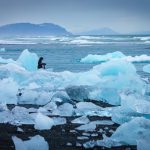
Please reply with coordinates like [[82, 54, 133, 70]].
[[34, 113, 54, 130], [81, 51, 150, 63], [12, 135, 49, 150]]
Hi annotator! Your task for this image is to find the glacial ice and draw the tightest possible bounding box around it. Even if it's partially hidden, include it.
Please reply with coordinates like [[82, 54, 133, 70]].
[[89, 60, 145, 105], [12, 135, 49, 150], [81, 51, 150, 63], [81, 51, 125, 63], [52, 103, 74, 116], [84, 117, 150, 148], [52, 117, 67, 125], [0, 49, 38, 71], [0, 106, 34, 125], [34, 113, 54, 130], [111, 94, 150, 124], [98, 117, 150, 147], [17, 49, 39, 71], [143, 64, 150, 73], [76, 120, 114, 131], [0, 57, 14, 64]]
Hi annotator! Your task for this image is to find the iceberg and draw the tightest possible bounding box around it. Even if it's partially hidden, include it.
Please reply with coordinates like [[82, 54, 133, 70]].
[[111, 93, 150, 124], [0, 49, 38, 72], [84, 117, 150, 148], [0, 57, 14, 64], [52, 103, 74, 116], [17, 49, 39, 71], [76, 120, 114, 131], [0, 106, 34, 125], [81, 51, 150, 63], [0, 49, 147, 107], [71, 116, 90, 124], [89, 60, 145, 105], [34, 113, 54, 130], [12, 135, 49, 150], [143, 64, 150, 73], [75, 102, 103, 116], [81, 51, 125, 63], [98, 117, 150, 147], [0, 78, 19, 104]]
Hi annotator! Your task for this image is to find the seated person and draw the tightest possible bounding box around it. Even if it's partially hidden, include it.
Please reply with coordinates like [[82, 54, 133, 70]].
[[38, 57, 46, 69]]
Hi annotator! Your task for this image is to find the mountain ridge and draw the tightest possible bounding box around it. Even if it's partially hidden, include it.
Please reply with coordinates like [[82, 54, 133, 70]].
[[0, 23, 72, 36]]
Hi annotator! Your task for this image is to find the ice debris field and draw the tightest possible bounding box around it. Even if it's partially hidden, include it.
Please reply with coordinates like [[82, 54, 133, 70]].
[[0, 49, 150, 149]]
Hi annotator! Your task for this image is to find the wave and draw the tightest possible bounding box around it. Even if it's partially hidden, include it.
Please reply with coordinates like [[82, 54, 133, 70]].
[[0, 35, 150, 45], [133, 36, 150, 41]]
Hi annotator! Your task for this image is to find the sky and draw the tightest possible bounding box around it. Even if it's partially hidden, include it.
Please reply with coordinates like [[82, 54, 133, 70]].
[[0, 0, 150, 33]]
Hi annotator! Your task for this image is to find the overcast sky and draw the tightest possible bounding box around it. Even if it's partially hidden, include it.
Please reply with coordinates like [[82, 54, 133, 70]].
[[0, 0, 150, 33]]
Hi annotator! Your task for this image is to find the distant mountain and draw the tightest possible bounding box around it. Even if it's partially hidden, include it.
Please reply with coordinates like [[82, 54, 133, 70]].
[[78, 27, 119, 35], [0, 23, 72, 36]]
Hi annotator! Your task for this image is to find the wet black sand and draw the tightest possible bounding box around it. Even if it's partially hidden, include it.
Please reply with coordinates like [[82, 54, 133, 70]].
[[0, 101, 136, 150]]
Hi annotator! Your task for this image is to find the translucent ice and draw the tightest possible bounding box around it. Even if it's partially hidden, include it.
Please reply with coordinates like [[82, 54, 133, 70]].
[[52, 117, 67, 125], [81, 51, 125, 63], [0, 78, 18, 104], [0, 57, 14, 64], [143, 64, 150, 73], [17, 49, 39, 71], [52, 103, 74, 116], [75, 102, 103, 116], [71, 116, 90, 124], [81, 51, 150, 63], [98, 117, 150, 147], [65, 85, 89, 101], [76, 120, 114, 131], [84, 117, 150, 148], [34, 113, 54, 130], [11, 106, 34, 125], [111, 94, 150, 124], [0, 106, 34, 125], [12, 135, 49, 150]]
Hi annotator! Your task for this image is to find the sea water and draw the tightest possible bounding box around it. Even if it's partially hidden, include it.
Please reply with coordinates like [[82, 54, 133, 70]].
[[0, 35, 150, 78]]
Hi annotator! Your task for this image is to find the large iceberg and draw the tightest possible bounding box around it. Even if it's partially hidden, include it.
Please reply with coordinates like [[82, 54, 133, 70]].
[[81, 51, 150, 63], [34, 113, 54, 130], [17, 49, 39, 71]]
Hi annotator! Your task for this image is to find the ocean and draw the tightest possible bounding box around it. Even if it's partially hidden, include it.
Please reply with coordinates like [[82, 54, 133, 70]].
[[0, 35, 150, 78]]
